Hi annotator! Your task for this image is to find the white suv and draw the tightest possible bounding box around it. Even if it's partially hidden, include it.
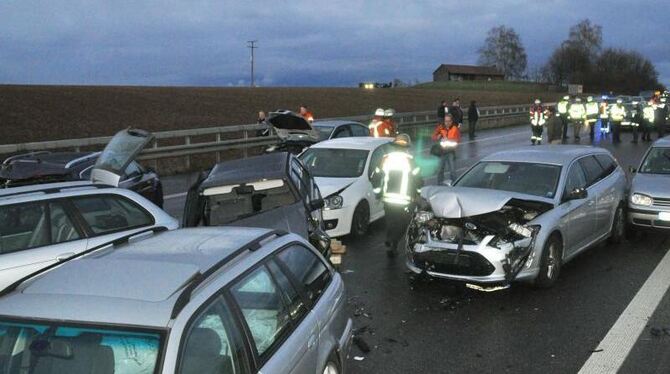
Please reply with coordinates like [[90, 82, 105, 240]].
[[0, 181, 178, 289]]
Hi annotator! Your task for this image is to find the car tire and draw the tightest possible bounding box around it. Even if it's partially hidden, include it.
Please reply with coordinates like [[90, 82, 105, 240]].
[[534, 234, 562, 289], [322, 353, 340, 374], [608, 204, 625, 244], [350, 202, 370, 237]]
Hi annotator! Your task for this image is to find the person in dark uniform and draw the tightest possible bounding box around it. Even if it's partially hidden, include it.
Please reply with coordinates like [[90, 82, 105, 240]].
[[657, 97, 668, 139], [449, 98, 464, 127], [467, 100, 480, 140]]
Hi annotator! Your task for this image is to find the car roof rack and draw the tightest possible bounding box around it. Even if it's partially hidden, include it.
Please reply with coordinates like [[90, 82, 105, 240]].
[[0, 183, 111, 198], [170, 229, 286, 319], [0, 226, 168, 298], [2, 151, 51, 166]]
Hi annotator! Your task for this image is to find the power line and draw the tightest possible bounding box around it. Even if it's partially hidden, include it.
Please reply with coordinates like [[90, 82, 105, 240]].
[[246, 40, 258, 87]]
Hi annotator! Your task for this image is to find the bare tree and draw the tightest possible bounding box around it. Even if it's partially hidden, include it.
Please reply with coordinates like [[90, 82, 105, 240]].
[[566, 19, 602, 59], [543, 44, 591, 86], [477, 25, 527, 80], [590, 48, 661, 94]]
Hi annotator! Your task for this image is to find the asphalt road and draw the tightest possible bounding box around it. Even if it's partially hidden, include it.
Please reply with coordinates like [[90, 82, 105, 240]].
[[160, 123, 669, 374]]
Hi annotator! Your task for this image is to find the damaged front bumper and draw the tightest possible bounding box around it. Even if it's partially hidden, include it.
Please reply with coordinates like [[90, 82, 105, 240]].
[[406, 230, 539, 287]]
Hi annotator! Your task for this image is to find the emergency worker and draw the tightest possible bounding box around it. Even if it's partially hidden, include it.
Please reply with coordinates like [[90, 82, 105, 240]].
[[369, 108, 389, 137], [610, 99, 626, 144], [585, 96, 599, 142], [642, 100, 656, 142], [383, 109, 397, 136], [656, 97, 667, 139], [299, 105, 314, 123], [630, 101, 642, 143], [557, 95, 570, 140], [432, 114, 460, 185], [600, 100, 611, 138], [568, 97, 586, 141], [529, 99, 545, 145], [375, 134, 423, 257]]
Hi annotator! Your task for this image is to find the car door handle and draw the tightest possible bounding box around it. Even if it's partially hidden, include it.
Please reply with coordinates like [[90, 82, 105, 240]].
[[56, 252, 76, 262], [307, 334, 317, 349]]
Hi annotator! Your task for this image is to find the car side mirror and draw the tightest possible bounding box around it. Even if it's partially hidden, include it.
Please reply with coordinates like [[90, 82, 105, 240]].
[[566, 187, 588, 201], [309, 198, 324, 211], [628, 166, 637, 174]]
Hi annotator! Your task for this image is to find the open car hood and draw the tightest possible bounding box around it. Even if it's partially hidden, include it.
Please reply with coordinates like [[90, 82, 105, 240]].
[[421, 186, 551, 218], [268, 110, 313, 131]]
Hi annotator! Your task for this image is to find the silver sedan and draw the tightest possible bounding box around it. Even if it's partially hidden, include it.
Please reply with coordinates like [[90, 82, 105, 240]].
[[406, 146, 627, 290]]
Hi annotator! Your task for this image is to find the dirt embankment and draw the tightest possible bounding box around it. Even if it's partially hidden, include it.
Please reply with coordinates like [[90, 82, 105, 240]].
[[0, 85, 562, 144]]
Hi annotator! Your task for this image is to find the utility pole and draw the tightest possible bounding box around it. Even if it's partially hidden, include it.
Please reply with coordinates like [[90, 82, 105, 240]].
[[247, 40, 258, 87]]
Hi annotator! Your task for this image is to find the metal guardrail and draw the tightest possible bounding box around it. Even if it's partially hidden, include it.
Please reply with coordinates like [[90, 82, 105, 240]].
[[0, 103, 534, 166]]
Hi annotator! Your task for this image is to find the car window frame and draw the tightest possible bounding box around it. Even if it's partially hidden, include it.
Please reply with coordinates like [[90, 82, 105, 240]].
[[350, 123, 370, 137], [577, 155, 606, 188], [0, 198, 89, 255], [67, 193, 156, 238], [175, 294, 252, 374], [561, 161, 588, 202], [332, 125, 353, 139], [594, 153, 618, 179], [273, 243, 333, 309], [367, 144, 389, 180], [224, 262, 297, 369]]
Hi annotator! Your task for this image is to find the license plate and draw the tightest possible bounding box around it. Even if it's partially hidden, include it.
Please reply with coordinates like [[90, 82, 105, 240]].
[[659, 212, 670, 221]]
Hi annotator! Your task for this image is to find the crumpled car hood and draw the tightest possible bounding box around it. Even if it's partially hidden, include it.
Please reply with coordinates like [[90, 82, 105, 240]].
[[421, 186, 551, 218]]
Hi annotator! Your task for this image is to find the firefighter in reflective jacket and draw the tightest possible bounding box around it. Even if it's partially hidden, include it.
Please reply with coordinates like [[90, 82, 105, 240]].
[[585, 96, 599, 142], [383, 108, 397, 136], [557, 95, 570, 140], [369, 108, 392, 137], [373, 134, 423, 257], [610, 99, 626, 144], [568, 97, 586, 141], [600, 101, 610, 137], [656, 97, 667, 139], [529, 99, 545, 145], [643, 100, 656, 141]]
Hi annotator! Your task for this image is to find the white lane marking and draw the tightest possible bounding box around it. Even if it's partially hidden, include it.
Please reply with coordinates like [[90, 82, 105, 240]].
[[578, 246, 670, 374], [164, 191, 188, 200], [421, 129, 528, 151]]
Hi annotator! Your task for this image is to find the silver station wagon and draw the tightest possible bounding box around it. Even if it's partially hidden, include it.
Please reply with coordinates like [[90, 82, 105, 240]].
[[407, 146, 627, 290], [0, 227, 352, 374]]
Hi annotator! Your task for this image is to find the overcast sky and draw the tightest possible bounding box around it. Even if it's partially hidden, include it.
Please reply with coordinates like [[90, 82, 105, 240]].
[[0, 0, 668, 87]]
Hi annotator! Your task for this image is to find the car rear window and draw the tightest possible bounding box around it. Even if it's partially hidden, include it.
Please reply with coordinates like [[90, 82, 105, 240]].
[[71, 195, 154, 235], [204, 182, 297, 225], [594, 154, 617, 177], [276, 245, 331, 306]]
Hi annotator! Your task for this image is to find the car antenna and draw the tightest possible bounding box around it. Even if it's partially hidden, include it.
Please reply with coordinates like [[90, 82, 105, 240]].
[[0, 226, 169, 297]]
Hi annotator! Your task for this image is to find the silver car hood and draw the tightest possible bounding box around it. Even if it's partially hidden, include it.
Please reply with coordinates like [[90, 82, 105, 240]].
[[421, 186, 552, 218], [631, 173, 670, 197]]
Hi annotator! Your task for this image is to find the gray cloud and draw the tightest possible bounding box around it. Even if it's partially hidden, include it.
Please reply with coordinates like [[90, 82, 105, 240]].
[[0, 0, 667, 87]]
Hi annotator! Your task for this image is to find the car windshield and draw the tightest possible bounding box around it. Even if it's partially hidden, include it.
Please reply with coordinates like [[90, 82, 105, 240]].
[[639, 147, 670, 174], [0, 319, 163, 374], [455, 161, 562, 198], [300, 148, 369, 178], [314, 125, 335, 139]]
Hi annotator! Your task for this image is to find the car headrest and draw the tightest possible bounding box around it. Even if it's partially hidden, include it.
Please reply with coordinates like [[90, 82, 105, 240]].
[[186, 328, 221, 356]]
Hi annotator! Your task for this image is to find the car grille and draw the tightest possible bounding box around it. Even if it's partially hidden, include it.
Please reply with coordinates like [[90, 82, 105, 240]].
[[652, 197, 670, 208], [413, 251, 495, 276]]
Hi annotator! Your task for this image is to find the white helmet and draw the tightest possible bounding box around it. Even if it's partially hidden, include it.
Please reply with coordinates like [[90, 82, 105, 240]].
[[374, 108, 385, 116], [384, 109, 395, 117], [534, 99, 541, 104], [616, 98, 623, 104], [587, 96, 593, 102], [563, 96, 570, 100], [575, 97, 582, 102]]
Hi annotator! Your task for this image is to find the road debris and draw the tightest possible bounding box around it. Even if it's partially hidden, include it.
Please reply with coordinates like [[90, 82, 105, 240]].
[[354, 356, 365, 361]]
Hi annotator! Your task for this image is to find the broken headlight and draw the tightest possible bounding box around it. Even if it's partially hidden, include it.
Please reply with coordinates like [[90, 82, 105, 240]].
[[630, 193, 652, 206], [414, 211, 434, 224]]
